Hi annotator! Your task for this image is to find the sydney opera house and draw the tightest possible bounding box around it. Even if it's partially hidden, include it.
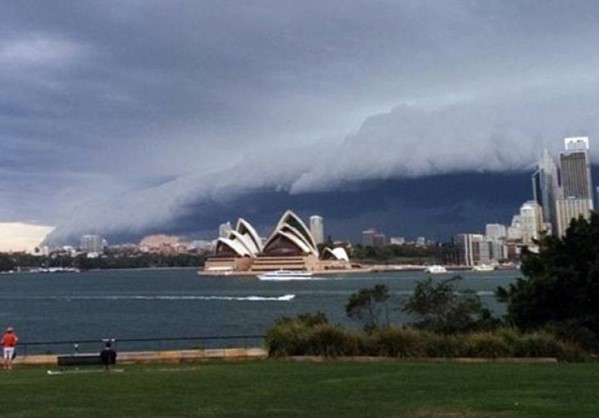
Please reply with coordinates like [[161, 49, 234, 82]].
[[203, 210, 352, 275]]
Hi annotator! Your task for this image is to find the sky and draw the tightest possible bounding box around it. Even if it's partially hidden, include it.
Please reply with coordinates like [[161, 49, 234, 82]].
[[3, 1, 599, 247]]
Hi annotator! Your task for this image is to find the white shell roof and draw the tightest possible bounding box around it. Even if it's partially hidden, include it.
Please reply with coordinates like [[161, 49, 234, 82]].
[[235, 218, 263, 252], [216, 237, 251, 257]]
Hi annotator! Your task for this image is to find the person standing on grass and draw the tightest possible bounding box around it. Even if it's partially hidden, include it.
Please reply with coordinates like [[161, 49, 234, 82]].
[[100, 341, 117, 370], [1, 327, 18, 370]]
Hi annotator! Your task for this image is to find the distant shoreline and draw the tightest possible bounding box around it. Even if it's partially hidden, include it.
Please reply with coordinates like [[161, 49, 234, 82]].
[[0, 266, 201, 275]]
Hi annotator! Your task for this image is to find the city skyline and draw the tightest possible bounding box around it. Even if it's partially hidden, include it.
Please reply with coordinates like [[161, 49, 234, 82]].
[[3, 2, 599, 248]]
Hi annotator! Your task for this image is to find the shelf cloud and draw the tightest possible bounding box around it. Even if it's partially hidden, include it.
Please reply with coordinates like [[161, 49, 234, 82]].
[[2, 1, 599, 244]]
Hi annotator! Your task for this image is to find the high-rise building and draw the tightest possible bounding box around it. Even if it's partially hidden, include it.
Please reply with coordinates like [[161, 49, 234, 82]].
[[532, 149, 559, 234], [507, 215, 523, 241], [80, 234, 105, 253], [485, 224, 507, 241], [555, 137, 594, 236], [219, 221, 232, 238], [362, 229, 377, 246], [373, 233, 387, 247], [309, 215, 325, 245], [560, 137, 593, 201], [454, 233, 484, 266], [519, 201, 544, 246]]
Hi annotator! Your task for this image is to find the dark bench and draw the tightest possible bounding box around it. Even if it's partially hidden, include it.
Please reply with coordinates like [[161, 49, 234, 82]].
[[57, 354, 104, 366]]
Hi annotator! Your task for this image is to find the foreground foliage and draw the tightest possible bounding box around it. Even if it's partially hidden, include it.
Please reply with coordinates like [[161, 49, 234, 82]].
[[402, 276, 500, 334], [345, 284, 391, 332], [498, 213, 599, 349], [265, 314, 585, 361]]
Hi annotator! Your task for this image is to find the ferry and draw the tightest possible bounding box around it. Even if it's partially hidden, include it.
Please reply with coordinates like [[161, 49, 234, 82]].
[[472, 264, 495, 272], [30, 267, 80, 274], [424, 265, 448, 274], [257, 270, 313, 281]]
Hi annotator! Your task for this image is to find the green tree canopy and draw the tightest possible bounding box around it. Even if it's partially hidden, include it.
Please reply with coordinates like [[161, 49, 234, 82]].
[[345, 284, 391, 332], [402, 276, 492, 334], [497, 213, 599, 343]]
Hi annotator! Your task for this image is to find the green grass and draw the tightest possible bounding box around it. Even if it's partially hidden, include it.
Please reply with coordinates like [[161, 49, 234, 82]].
[[0, 360, 598, 417]]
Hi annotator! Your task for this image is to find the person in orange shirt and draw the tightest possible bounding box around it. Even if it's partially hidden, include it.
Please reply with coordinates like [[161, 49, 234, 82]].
[[1, 327, 18, 370]]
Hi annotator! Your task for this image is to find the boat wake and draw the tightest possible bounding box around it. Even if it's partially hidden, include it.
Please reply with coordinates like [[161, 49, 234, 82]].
[[258, 276, 328, 281], [14, 294, 296, 302]]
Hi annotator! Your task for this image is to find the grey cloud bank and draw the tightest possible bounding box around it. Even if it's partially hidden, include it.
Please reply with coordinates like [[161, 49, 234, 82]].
[[2, 1, 599, 243]]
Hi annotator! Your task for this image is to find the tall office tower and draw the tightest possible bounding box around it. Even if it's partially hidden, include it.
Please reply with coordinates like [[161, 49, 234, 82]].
[[454, 233, 484, 266], [519, 201, 544, 245], [485, 223, 507, 241], [80, 234, 105, 253], [507, 215, 523, 241], [309, 215, 325, 245], [556, 137, 594, 236], [218, 221, 232, 238], [362, 229, 377, 246], [532, 149, 559, 234], [373, 233, 387, 247]]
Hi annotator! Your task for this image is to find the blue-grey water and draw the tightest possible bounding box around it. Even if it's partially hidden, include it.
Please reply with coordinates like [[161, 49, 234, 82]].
[[0, 268, 521, 354]]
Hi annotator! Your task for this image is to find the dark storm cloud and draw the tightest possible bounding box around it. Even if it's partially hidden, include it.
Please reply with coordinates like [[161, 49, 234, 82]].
[[2, 1, 599, 243]]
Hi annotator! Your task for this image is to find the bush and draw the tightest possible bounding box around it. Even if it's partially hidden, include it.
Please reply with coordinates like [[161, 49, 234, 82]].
[[512, 331, 586, 361], [461, 332, 513, 358], [264, 313, 358, 357], [265, 315, 588, 361], [264, 319, 311, 357], [305, 325, 359, 357], [545, 319, 599, 352], [424, 334, 464, 358], [364, 328, 431, 358]]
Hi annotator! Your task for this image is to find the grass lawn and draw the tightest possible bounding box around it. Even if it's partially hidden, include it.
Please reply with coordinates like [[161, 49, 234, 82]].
[[0, 360, 597, 417]]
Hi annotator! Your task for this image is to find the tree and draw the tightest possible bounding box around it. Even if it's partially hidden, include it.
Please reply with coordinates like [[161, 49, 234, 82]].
[[402, 276, 494, 334], [497, 213, 599, 346], [0, 254, 15, 272], [345, 284, 391, 332]]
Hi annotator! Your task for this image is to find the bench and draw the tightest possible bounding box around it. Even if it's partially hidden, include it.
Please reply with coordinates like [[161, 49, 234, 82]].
[[57, 354, 104, 366]]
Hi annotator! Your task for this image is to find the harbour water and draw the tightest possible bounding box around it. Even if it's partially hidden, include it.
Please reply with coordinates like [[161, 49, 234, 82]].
[[0, 268, 521, 354]]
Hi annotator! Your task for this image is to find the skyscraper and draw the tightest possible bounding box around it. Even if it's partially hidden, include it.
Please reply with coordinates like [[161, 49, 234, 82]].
[[561, 137, 593, 201], [518, 201, 544, 246], [556, 137, 594, 236], [454, 233, 484, 266], [80, 234, 105, 253], [362, 229, 377, 246], [309, 215, 324, 245], [532, 149, 559, 234], [219, 221, 232, 238]]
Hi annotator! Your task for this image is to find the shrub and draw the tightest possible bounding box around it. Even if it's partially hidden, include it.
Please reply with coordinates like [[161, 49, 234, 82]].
[[265, 315, 588, 361], [511, 331, 586, 361], [264, 320, 311, 357], [461, 332, 513, 358], [423, 334, 464, 358], [364, 327, 431, 358], [265, 313, 358, 357], [305, 325, 359, 357], [545, 319, 599, 352]]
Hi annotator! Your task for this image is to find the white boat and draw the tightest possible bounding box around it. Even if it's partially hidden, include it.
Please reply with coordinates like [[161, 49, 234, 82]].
[[31, 267, 80, 274], [257, 270, 313, 280], [472, 264, 495, 272], [424, 265, 448, 274]]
